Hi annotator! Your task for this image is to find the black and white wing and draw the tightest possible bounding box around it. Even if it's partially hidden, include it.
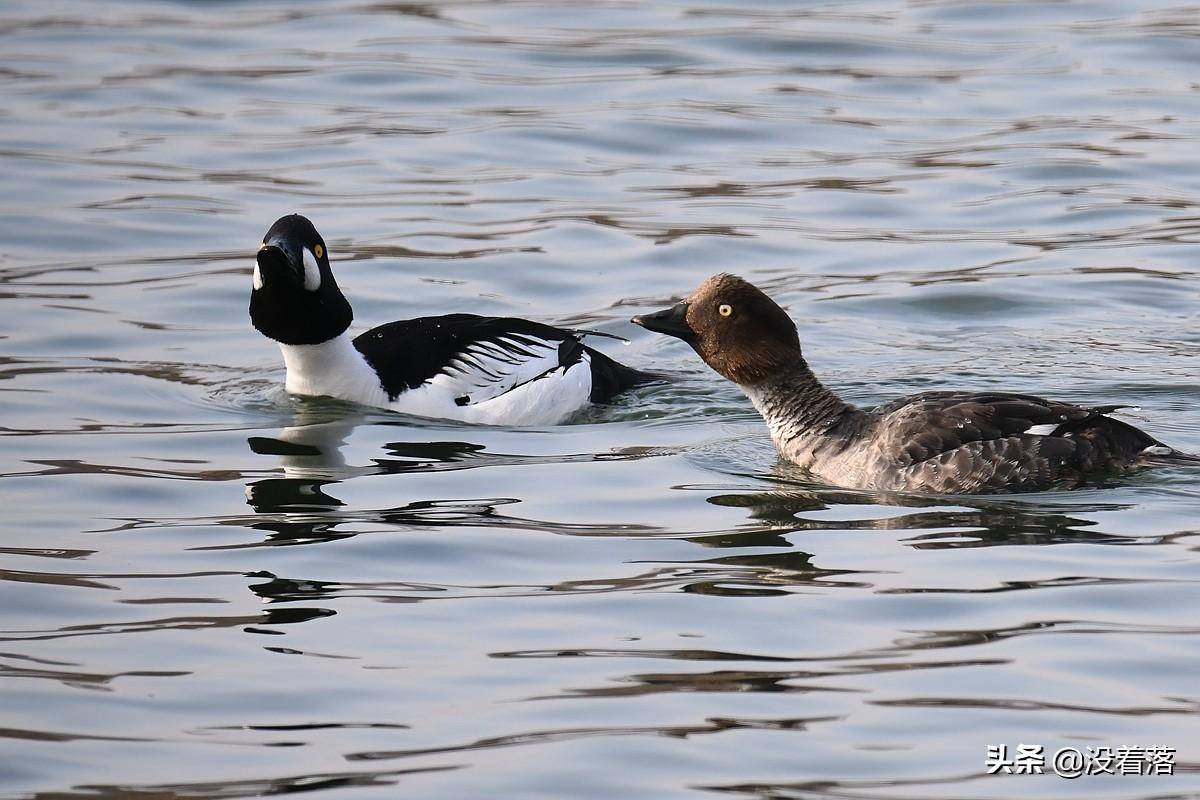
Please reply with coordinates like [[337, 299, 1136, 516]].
[[353, 314, 587, 407]]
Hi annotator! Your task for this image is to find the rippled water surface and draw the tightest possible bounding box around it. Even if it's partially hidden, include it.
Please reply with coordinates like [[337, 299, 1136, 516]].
[[3, 1, 1200, 797]]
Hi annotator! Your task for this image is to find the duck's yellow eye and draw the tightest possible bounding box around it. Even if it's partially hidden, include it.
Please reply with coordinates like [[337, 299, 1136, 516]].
[[718, 303, 733, 318], [313, 243, 325, 260]]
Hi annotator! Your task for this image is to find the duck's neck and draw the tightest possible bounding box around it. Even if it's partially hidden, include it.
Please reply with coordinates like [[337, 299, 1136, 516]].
[[278, 331, 386, 403], [741, 357, 857, 457]]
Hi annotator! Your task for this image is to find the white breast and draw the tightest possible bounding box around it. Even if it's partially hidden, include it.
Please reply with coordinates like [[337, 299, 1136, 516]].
[[279, 334, 390, 407]]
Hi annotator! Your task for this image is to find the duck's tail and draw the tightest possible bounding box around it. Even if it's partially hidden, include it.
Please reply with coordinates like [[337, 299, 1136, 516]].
[[583, 344, 669, 403], [1139, 444, 1200, 465]]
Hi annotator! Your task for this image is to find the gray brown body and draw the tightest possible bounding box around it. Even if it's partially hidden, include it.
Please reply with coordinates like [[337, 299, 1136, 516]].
[[744, 362, 1162, 494]]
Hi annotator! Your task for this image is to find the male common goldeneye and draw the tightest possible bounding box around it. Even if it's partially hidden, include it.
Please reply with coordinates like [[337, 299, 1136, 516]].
[[632, 273, 1193, 494], [250, 214, 656, 424]]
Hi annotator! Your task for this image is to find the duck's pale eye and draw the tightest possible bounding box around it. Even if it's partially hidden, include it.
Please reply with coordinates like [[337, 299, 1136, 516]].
[[718, 303, 733, 318], [313, 243, 325, 260]]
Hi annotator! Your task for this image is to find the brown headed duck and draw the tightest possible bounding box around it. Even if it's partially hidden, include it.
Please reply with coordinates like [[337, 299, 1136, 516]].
[[633, 273, 1193, 494]]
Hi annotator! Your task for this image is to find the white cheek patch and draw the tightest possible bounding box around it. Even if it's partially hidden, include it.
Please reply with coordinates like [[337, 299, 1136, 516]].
[[302, 247, 322, 292], [252, 261, 263, 290]]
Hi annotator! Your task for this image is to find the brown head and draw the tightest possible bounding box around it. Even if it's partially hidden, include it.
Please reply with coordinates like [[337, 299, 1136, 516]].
[[631, 273, 802, 384]]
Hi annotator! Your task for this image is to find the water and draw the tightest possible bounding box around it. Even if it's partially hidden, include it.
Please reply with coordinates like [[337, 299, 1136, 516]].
[[2, 0, 1199, 796]]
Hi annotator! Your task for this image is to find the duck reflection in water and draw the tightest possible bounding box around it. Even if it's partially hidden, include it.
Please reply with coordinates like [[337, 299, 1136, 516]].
[[705, 461, 1138, 551], [244, 408, 493, 515], [243, 411, 520, 547], [241, 403, 664, 549]]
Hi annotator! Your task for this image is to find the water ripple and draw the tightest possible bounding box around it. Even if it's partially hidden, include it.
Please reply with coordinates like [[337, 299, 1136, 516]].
[[4, 0, 1200, 797]]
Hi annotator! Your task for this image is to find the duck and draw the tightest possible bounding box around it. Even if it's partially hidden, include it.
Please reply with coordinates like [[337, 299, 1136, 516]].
[[250, 214, 657, 425], [632, 273, 1193, 494]]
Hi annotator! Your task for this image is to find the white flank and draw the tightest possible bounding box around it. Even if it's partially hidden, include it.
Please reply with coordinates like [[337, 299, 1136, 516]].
[[1026, 423, 1058, 436], [252, 261, 263, 290], [466, 355, 592, 425], [391, 337, 592, 425]]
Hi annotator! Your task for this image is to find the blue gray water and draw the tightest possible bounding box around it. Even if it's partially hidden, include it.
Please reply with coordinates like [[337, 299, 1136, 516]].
[[2, 1, 1199, 797]]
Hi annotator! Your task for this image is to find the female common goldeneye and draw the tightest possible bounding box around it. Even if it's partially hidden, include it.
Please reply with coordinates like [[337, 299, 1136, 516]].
[[250, 214, 656, 425], [633, 273, 1192, 494]]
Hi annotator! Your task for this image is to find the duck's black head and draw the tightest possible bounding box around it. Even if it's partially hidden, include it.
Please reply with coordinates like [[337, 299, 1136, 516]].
[[632, 273, 801, 384], [250, 214, 353, 345]]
